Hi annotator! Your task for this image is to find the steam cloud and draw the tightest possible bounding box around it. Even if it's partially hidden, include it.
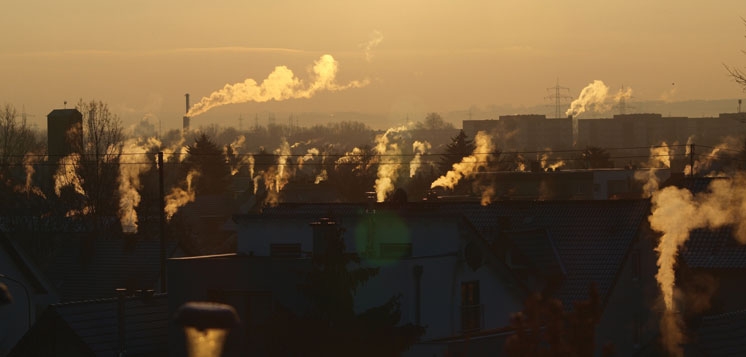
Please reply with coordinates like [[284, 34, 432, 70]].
[[649, 175, 746, 355], [118, 138, 161, 233], [361, 30, 384, 62], [186, 55, 369, 117], [375, 125, 409, 202], [165, 170, 198, 221], [409, 140, 431, 177], [431, 131, 494, 189], [565, 80, 610, 117]]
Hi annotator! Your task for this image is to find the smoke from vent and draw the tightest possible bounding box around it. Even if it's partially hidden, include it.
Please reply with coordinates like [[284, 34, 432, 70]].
[[186, 54, 368, 117], [374, 125, 410, 202], [118, 138, 161, 233], [165, 170, 198, 221], [430, 131, 494, 190], [649, 175, 746, 355], [54, 153, 85, 197], [409, 140, 431, 177]]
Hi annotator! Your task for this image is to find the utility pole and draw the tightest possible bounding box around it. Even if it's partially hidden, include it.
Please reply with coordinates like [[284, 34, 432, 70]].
[[158, 152, 167, 292]]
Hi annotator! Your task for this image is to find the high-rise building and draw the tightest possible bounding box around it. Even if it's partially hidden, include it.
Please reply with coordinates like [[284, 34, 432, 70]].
[[47, 109, 83, 162]]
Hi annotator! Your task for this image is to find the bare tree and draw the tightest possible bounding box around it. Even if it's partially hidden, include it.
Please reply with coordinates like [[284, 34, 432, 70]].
[[0, 104, 36, 167], [74, 99, 124, 216], [725, 18, 746, 90]]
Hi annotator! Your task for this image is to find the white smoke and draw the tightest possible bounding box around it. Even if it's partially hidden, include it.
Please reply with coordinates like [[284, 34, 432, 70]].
[[165, 170, 199, 221], [54, 153, 85, 197], [650, 175, 746, 355], [118, 137, 161, 233], [409, 140, 431, 177], [361, 30, 384, 62], [565, 80, 610, 117], [375, 125, 410, 202], [186, 54, 369, 117], [431, 131, 494, 190]]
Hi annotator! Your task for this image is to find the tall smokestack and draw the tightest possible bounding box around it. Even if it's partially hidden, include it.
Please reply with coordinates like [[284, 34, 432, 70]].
[[183, 93, 190, 132]]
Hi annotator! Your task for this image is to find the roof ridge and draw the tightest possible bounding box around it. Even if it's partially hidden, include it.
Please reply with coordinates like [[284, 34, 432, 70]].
[[52, 293, 167, 307]]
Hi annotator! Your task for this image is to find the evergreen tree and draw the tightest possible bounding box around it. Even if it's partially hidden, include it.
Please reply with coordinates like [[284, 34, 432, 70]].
[[439, 129, 476, 174], [184, 134, 230, 195]]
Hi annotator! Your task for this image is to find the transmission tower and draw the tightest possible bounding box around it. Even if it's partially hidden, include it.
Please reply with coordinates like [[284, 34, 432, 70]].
[[545, 79, 572, 119], [613, 84, 635, 115]]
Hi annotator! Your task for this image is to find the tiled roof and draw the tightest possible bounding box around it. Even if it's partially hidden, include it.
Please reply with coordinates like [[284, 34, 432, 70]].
[[52, 293, 168, 356], [507, 229, 566, 276], [44, 236, 176, 301], [692, 309, 746, 356], [681, 226, 746, 269]]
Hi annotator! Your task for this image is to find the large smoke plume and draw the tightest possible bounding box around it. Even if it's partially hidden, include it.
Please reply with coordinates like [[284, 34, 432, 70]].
[[649, 175, 746, 355], [430, 131, 494, 190], [186, 55, 368, 117], [409, 140, 431, 177], [118, 138, 161, 233], [565, 80, 610, 118], [375, 125, 409, 202]]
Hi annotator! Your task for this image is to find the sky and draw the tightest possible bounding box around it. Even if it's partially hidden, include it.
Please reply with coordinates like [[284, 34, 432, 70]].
[[1, 0, 745, 130]]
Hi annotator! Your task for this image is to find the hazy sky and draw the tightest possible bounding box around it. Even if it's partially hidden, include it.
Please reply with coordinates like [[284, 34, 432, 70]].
[[1, 1, 745, 129]]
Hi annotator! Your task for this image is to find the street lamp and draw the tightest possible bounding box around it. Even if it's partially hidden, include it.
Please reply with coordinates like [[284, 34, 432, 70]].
[[0, 274, 31, 329], [174, 301, 239, 357]]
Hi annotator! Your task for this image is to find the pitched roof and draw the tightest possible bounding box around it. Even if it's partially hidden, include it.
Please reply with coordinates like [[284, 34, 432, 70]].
[[14, 293, 168, 356], [44, 236, 176, 301], [681, 226, 746, 269], [447, 200, 649, 307], [692, 309, 746, 356]]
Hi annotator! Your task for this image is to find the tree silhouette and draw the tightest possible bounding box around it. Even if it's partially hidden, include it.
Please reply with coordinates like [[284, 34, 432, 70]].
[[439, 129, 476, 175], [725, 19, 746, 91], [184, 134, 230, 195], [578, 146, 613, 169], [504, 284, 603, 357]]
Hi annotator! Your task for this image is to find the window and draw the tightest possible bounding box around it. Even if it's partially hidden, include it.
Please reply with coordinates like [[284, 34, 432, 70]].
[[461, 281, 482, 332]]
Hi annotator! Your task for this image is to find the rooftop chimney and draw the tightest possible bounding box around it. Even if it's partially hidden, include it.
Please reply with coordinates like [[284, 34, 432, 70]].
[[183, 93, 190, 132]]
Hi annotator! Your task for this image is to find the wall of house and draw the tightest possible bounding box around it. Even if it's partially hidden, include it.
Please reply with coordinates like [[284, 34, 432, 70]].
[[595, 228, 660, 356]]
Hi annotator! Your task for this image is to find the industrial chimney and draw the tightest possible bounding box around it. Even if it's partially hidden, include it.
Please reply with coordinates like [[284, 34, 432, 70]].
[[183, 93, 190, 132]]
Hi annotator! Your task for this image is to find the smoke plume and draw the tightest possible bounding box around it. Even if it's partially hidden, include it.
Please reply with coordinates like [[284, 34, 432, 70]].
[[165, 170, 199, 221], [375, 125, 410, 202], [431, 131, 494, 189], [649, 175, 746, 355], [361, 30, 384, 62], [565, 80, 610, 117], [54, 153, 85, 197], [118, 138, 161, 233], [186, 54, 369, 117], [409, 140, 431, 177]]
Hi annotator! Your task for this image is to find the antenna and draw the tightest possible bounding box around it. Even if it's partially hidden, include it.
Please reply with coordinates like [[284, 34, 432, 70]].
[[545, 78, 572, 118], [739, 99, 742, 113]]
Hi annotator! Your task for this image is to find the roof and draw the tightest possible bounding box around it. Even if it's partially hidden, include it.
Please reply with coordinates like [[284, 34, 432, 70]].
[[681, 226, 746, 269], [692, 309, 746, 356], [506, 229, 566, 276], [47, 108, 82, 117], [43, 236, 176, 301], [238, 200, 650, 309], [12, 293, 168, 356], [454, 200, 650, 308]]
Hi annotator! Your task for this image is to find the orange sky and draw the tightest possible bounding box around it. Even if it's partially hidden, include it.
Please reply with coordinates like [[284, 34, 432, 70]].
[[1, 1, 745, 129]]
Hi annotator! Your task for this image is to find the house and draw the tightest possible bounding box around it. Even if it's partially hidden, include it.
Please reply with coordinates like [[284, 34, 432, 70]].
[[0, 233, 58, 355], [168, 199, 657, 356], [9, 291, 168, 356]]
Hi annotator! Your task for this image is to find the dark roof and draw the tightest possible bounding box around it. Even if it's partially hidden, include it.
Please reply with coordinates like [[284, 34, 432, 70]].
[[47, 108, 82, 117], [692, 309, 746, 356], [456, 200, 649, 307], [240, 200, 650, 309], [506, 229, 566, 276], [13, 293, 168, 356], [681, 226, 746, 269], [44, 236, 176, 301]]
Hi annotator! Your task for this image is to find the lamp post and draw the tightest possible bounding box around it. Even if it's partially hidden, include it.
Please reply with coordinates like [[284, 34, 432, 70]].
[[174, 301, 239, 357], [0, 274, 31, 329]]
